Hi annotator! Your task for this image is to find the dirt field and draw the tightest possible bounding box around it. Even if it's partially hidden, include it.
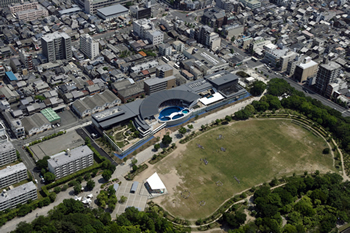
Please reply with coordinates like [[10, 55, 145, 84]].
[[134, 119, 335, 219]]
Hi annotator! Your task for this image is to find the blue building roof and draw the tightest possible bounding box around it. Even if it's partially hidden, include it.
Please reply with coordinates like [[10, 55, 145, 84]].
[[6, 72, 17, 81]]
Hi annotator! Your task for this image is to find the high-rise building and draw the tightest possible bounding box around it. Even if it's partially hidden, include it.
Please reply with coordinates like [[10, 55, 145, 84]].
[[19, 49, 33, 71], [0, 163, 27, 189], [294, 57, 318, 83], [133, 19, 164, 45], [48, 146, 93, 179], [80, 34, 99, 60], [315, 58, 341, 95], [0, 182, 37, 211], [41, 32, 72, 62], [0, 141, 16, 167]]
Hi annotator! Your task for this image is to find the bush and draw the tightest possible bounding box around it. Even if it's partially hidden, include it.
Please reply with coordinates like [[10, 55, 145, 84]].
[[61, 185, 68, 191], [54, 187, 61, 194], [323, 148, 330, 154]]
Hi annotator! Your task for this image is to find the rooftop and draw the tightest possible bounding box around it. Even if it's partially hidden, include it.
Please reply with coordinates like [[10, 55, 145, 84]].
[[41, 108, 61, 123], [97, 4, 128, 16], [48, 145, 93, 168], [0, 182, 36, 203], [0, 163, 26, 180]]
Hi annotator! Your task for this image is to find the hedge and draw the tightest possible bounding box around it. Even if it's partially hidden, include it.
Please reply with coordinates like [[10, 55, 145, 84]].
[[29, 131, 66, 146], [149, 145, 177, 164], [26, 146, 34, 159], [125, 164, 148, 180]]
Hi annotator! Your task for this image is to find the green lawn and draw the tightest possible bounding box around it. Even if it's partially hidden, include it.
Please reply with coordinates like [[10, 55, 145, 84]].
[[156, 119, 335, 219]]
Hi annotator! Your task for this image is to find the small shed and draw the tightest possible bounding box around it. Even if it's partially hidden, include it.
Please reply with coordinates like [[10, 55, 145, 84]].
[[113, 183, 119, 192], [130, 181, 139, 193]]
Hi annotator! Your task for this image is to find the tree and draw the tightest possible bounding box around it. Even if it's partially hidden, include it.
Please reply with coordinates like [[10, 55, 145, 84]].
[[250, 81, 267, 96], [44, 172, 55, 183], [231, 36, 235, 42], [162, 135, 172, 145], [120, 196, 127, 203], [18, 204, 32, 217], [131, 159, 137, 165], [36, 156, 50, 170], [54, 187, 61, 194], [188, 124, 193, 129], [225, 115, 232, 122], [132, 165, 138, 172], [178, 127, 187, 135], [61, 185, 68, 191], [154, 144, 160, 151], [323, 148, 330, 154], [74, 183, 82, 194], [102, 170, 112, 181], [108, 185, 116, 196], [84, 173, 91, 181], [87, 180, 95, 190], [49, 192, 56, 202]]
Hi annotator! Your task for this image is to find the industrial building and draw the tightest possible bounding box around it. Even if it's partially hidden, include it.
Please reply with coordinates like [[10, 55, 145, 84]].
[[0, 163, 27, 189], [47, 146, 94, 179], [0, 182, 37, 211], [40, 108, 61, 125], [96, 4, 129, 21]]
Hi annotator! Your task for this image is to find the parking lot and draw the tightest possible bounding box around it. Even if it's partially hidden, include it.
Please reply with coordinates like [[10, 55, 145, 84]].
[[58, 110, 79, 126], [30, 130, 85, 160], [113, 181, 149, 216]]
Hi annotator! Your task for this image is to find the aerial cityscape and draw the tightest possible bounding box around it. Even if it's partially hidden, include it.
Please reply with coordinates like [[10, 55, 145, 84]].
[[0, 0, 349, 232]]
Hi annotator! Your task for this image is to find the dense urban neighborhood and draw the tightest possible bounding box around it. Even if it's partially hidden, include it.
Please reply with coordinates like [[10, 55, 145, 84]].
[[0, 0, 350, 232]]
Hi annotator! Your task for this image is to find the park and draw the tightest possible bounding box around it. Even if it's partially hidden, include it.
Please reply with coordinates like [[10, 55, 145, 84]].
[[136, 118, 335, 219]]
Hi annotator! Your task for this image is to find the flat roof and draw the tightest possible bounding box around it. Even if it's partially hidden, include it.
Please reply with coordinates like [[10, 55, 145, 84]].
[[139, 89, 200, 119], [298, 60, 318, 69], [97, 4, 128, 16], [0, 141, 15, 153], [199, 92, 224, 106], [41, 108, 61, 123], [146, 172, 166, 190], [0, 163, 26, 180], [5, 72, 17, 81], [0, 182, 36, 204], [205, 72, 239, 86], [48, 145, 92, 168]]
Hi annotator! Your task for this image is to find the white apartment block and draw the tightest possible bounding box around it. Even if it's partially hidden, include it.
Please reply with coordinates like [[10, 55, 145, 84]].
[[145, 30, 164, 45], [133, 18, 155, 38], [0, 182, 37, 211], [48, 145, 93, 179], [0, 141, 16, 167], [0, 163, 27, 189], [9, 1, 48, 21], [80, 34, 99, 60]]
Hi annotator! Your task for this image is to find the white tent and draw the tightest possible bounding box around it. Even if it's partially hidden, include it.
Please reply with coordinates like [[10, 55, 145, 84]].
[[146, 172, 166, 193]]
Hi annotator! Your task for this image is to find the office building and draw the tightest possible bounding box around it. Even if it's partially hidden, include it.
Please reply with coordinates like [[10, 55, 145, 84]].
[[239, 0, 261, 9], [156, 64, 173, 78], [0, 163, 27, 189], [145, 30, 164, 45], [41, 32, 72, 62], [144, 76, 177, 95], [201, 7, 225, 29], [19, 49, 33, 71], [47, 145, 93, 179], [130, 4, 151, 19], [0, 141, 16, 167], [315, 58, 341, 95], [80, 34, 99, 60], [133, 19, 155, 38], [294, 57, 318, 83], [2, 112, 25, 139], [96, 4, 128, 21], [172, 41, 184, 53], [84, 0, 123, 14], [264, 47, 297, 72], [0, 182, 37, 211]]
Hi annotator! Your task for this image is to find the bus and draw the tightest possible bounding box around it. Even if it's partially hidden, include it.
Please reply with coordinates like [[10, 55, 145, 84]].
[[162, 56, 169, 63], [251, 56, 258, 62]]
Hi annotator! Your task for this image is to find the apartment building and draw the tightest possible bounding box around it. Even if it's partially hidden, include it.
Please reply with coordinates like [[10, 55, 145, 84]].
[[0, 0, 21, 8], [47, 146, 93, 179], [294, 57, 318, 83], [0, 182, 37, 211], [239, 0, 261, 9], [0, 163, 27, 189], [315, 58, 341, 95], [0, 122, 7, 144], [9, 1, 48, 21], [144, 75, 176, 95], [80, 34, 99, 60], [0, 141, 16, 167], [156, 64, 173, 78], [41, 32, 72, 62], [2, 111, 25, 139], [264, 47, 297, 72], [19, 49, 33, 71]]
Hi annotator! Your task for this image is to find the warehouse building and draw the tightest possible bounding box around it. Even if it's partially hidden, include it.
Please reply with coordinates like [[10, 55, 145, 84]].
[[47, 146, 93, 179], [0, 163, 27, 189], [0, 182, 37, 211], [96, 4, 129, 21], [41, 108, 61, 125]]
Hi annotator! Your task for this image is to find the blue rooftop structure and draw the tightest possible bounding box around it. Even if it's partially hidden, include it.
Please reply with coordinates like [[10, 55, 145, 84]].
[[6, 72, 17, 81]]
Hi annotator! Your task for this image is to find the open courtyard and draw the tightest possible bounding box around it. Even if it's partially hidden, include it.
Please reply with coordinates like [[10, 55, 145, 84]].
[[135, 119, 335, 219]]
